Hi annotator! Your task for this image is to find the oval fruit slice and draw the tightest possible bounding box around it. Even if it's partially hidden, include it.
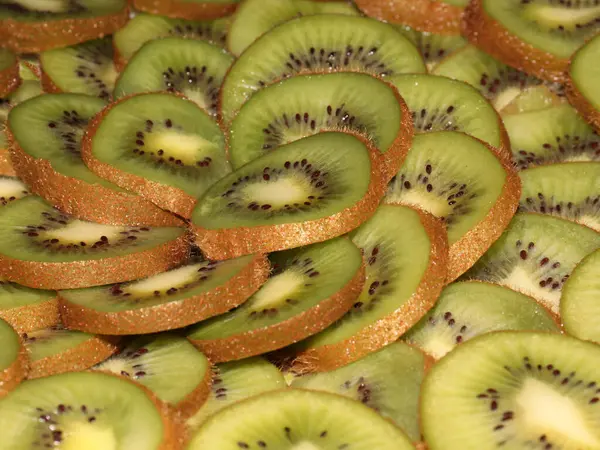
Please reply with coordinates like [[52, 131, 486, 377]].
[[132, 0, 238, 20], [59, 254, 269, 335], [0, 48, 19, 97], [187, 237, 364, 362], [0, 280, 58, 333], [0, 317, 27, 398], [567, 33, 600, 131], [395, 25, 467, 71]]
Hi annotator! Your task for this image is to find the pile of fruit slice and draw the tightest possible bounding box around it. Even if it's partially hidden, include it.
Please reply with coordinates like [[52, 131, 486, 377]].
[[0, 0, 599, 449]]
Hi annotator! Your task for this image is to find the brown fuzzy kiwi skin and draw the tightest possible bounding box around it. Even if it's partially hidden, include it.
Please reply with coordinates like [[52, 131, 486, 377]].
[[566, 64, 600, 132], [0, 341, 28, 398], [58, 254, 270, 335], [113, 43, 128, 73], [7, 129, 184, 228], [0, 150, 16, 177], [132, 0, 237, 20], [39, 71, 62, 95], [462, 0, 569, 83], [0, 296, 60, 334], [0, 57, 20, 98], [188, 258, 366, 363]]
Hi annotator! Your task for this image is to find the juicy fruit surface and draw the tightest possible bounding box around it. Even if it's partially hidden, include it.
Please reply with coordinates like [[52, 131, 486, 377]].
[[186, 389, 415, 450], [23, 325, 96, 362], [0, 176, 30, 205], [0, 80, 43, 150], [0, 317, 19, 371], [571, 33, 600, 110], [0, 279, 55, 310], [0, 0, 126, 20], [422, 331, 600, 449], [396, 25, 467, 70]]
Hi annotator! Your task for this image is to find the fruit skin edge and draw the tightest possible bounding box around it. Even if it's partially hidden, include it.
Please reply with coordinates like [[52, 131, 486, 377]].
[[566, 67, 600, 133], [172, 361, 213, 419], [132, 0, 237, 21], [39, 71, 64, 96], [0, 150, 17, 177], [0, 57, 20, 98], [0, 296, 59, 333], [0, 341, 28, 399]]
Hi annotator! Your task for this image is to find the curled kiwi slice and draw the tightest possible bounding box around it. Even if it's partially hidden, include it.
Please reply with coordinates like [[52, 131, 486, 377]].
[[385, 131, 520, 281], [395, 25, 467, 70], [404, 281, 560, 360], [291, 204, 446, 372], [0, 280, 58, 333], [0, 371, 178, 449], [219, 14, 425, 124], [0, 48, 19, 97], [58, 254, 269, 335], [114, 37, 234, 117], [133, 0, 238, 20], [95, 334, 212, 418], [0, 317, 27, 398], [187, 237, 364, 363], [567, 33, 600, 131], [422, 331, 600, 449], [464, 212, 600, 316], [0, 196, 189, 290], [83, 92, 229, 218]]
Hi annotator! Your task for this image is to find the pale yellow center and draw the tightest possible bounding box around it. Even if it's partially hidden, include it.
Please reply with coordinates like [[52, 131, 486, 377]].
[[43, 221, 124, 244], [398, 189, 453, 218], [502, 266, 560, 314], [145, 130, 217, 163], [524, 3, 600, 30], [16, 0, 69, 12], [242, 177, 309, 208], [125, 264, 201, 296], [493, 87, 522, 112], [250, 271, 304, 311], [61, 422, 117, 450], [0, 178, 28, 200]]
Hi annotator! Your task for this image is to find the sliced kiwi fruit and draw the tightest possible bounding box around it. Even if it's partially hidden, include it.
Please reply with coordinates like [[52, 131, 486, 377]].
[[0, 280, 58, 333], [0, 317, 26, 398], [0, 176, 30, 205], [404, 281, 560, 360], [82, 92, 229, 218], [227, 0, 359, 56], [567, 33, 600, 131], [132, 0, 238, 21], [291, 341, 430, 442], [39, 37, 117, 100], [0, 47, 19, 98], [114, 37, 234, 117], [19, 56, 40, 81], [187, 388, 415, 450], [227, 72, 412, 180], [500, 84, 565, 116], [95, 333, 212, 418], [463, 212, 600, 316], [0, 196, 189, 290], [504, 104, 600, 170], [219, 14, 426, 124], [191, 132, 384, 259], [0, 371, 179, 449], [187, 237, 364, 363], [58, 254, 269, 335], [291, 204, 446, 372], [395, 25, 467, 70], [385, 131, 520, 281], [422, 331, 600, 449], [187, 357, 286, 430]]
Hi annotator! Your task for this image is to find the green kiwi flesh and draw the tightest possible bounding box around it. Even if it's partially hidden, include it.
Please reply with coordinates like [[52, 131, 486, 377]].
[[421, 331, 600, 449], [395, 25, 467, 70], [0, 79, 43, 150], [186, 389, 415, 450], [0, 371, 170, 449], [0, 317, 19, 374], [228, 72, 405, 169], [570, 33, 600, 111], [291, 341, 428, 442], [463, 212, 600, 315], [404, 281, 560, 360], [500, 85, 565, 115], [114, 37, 234, 117], [0, 280, 56, 324], [0, 0, 126, 20], [219, 14, 425, 124]]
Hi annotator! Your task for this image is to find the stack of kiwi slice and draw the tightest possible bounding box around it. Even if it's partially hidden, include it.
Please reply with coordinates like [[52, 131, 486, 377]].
[[0, 1, 598, 449]]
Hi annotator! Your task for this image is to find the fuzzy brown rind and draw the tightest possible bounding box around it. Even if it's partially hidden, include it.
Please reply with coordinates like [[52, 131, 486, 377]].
[[566, 75, 600, 132], [113, 44, 128, 73], [0, 58, 20, 98], [59, 254, 270, 335], [0, 342, 28, 398], [0, 297, 59, 333], [132, 0, 237, 20], [39, 70, 62, 94], [0, 149, 16, 177]]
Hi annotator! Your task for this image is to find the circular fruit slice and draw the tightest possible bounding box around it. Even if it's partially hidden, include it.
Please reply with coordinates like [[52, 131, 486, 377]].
[[1, 0, 129, 53], [0, 280, 58, 333], [0, 48, 20, 98], [385, 131, 520, 281], [187, 389, 415, 450], [191, 132, 385, 259], [421, 331, 600, 449], [8, 93, 182, 227], [567, 33, 600, 131], [227, 72, 413, 180], [464, 212, 600, 317], [219, 14, 425, 124], [0, 196, 189, 290], [132, 0, 238, 20], [463, 0, 600, 82], [95, 334, 211, 418], [59, 254, 269, 335], [23, 324, 118, 379], [395, 25, 467, 71], [0, 371, 178, 449], [292, 341, 431, 443], [82, 92, 229, 218], [404, 281, 560, 360], [291, 204, 447, 372], [114, 37, 234, 117], [0, 317, 27, 398], [187, 237, 365, 362]]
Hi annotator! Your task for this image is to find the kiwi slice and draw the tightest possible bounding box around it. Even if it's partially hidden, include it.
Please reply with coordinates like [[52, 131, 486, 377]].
[[291, 204, 446, 372], [395, 25, 467, 70], [114, 37, 234, 117], [567, 33, 600, 131], [0, 47, 19, 98], [0, 317, 26, 398], [404, 281, 560, 360], [0, 176, 30, 205], [19, 56, 40, 81], [422, 331, 600, 449], [219, 14, 426, 124], [187, 357, 286, 429], [58, 254, 269, 335], [0, 196, 189, 290], [0, 371, 179, 449], [191, 132, 384, 259], [227, 72, 412, 180], [39, 37, 117, 100], [187, 389, 414, 450], [385, 131, 520, 281], [187, 237, 364, 363], [95, 334, 211, 418], [291, 341, 430, 442], [132, 0, 238, 20], [500, 85, 565, 115], [464, 212, 600, 316], [82, 92, 229, 218], [504, 104, 600, 170], [0, 280, 58, 333], [227, 0, 359, 56]]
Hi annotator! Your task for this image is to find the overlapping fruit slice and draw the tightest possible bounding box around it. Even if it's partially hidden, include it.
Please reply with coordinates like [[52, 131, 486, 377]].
[[187, 237, 364, 362], [0, 317, 27, 398], [133, 0, 238, 20], [0, 48, 20, 98], [82, 92, 229, 218], [0, 280, 58, 333], [0, 196, 188, 290], [59, 254, 269, 335], [395, 25, 467, 70], [567, 33, 600, 131]]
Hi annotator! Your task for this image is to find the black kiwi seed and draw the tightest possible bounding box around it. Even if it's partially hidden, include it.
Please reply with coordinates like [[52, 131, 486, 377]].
[[168, 22, 227, 47], [520, 192, 600, 224], [32, 402, 102, 448], [514, 133, 600, 169], [411, 106, 460, 133], [162, 65, 220, 116], [46, 110, 88, 157], [512, 240, 568, 290]]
